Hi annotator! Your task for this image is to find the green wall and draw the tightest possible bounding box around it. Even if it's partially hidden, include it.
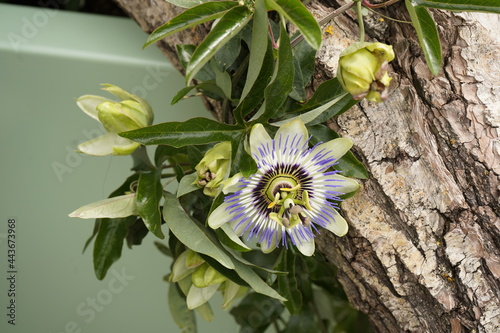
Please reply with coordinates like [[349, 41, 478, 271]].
[[0, 4, 238, 332]]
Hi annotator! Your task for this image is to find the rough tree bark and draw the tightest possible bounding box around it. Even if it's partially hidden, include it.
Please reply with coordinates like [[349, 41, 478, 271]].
[[112, 0, 500, 331]]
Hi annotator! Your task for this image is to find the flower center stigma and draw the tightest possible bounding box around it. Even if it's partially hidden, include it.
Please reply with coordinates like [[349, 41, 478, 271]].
[[263, 175, 311, 229]]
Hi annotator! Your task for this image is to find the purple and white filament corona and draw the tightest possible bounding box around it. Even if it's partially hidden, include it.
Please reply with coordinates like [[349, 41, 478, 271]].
[[208, 119, 359, 256]]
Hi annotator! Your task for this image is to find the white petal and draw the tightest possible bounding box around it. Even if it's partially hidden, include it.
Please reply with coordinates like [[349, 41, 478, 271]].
[[324, 175, 361, 194], [77, 133, 139, 156], [275, 119, 308, 142], [76, 95, 111, 121], [310, 137, 353, 161], [260, 231, 281, 254], [249, 123, 271, 156], [208, 203, 231, 229], [231, 219, 251, 236], [323, 212, 349, 237], [68, 193, 137, 219], [295, 238, 315, 256], [221, 173, 243, 194], [186, 283, 220, 310], [77, 132, 119, 156], [111, 136, 141, 156]]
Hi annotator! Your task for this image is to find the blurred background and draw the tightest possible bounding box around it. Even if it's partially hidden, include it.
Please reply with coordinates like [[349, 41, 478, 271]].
[[0, 2, 238, 332]]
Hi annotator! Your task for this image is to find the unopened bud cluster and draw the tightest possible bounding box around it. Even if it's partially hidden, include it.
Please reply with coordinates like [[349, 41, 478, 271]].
[[76, 84, 153, 156], [193, 142, 231, 197], [337, 42, 395, 103]]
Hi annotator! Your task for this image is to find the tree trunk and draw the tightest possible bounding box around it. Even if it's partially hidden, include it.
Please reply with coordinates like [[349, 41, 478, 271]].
[[113, 0, 500, 331]]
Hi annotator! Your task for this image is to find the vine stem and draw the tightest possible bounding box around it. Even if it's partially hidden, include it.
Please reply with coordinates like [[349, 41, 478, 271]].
[[290, 1, 356, 48], [356, 0, 366, 42], [362, 0, 401, 9]]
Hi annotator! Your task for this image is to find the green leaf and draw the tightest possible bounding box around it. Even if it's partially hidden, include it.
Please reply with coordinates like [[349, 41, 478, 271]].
[[230, 293, 285, 332], [176, 44, 215, 81], [239, 0, 269, 103], [260, 24, 294, 122], [336, 153, 370, 180], [120, 117, 245, 147], [231, 136, 257, 177], [290, 78, 357, 125], [210, 60, 232, 99], [93, 216, 136, 280], [177, 173, 200, 197], [277, 250, 303, 315], [163, 192, 235, 269], [289, 41, 316, 102], [229, 254, 286, 301], [154, 145, 182, 167], [256, 21, 294, 123], [413, 0, 500, 13], [271, 92, 349, 126], [285, 305, 319, 333], [82, 220, 100, 253], [125, 218, 150, 248], [144, 1, 239, 48], [228, 248, 287, 275], [163, 0, 211, 8], [216, 224, 252, 252], [293, 40, 316, 89], [265, 0, 322, 49], [171, 81, 226, 105], [186, 5, 253, 84], [154, 241, 173, 257], [168, 284, 197, 333], [213, 26, 246, 71], [136, 169, 165, 239], [406, 0, 442, 75], [233, 44, 274, 122]]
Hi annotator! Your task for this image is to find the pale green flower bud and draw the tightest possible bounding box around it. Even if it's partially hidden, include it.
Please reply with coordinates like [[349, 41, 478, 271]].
[[194, 142, 231, 197], [191, 263, 227, 288], [169, 249, 205, 282], [337, 42, 395, 103], [76, 84, 153, 156], [185, 249, 205, 268], [97, 100, 151, 133]]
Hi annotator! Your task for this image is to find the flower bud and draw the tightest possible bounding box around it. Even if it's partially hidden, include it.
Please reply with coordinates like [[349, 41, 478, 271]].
[[97, 100, 151, 133], [194, 142, 231, 197], [191, 263, 227, 288], [337, 42, 394, 103], [76, 84, 153, 156]]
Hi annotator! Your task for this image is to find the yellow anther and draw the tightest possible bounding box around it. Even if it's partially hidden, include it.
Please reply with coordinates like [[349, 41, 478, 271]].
[[267, 192, 280, 208]]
